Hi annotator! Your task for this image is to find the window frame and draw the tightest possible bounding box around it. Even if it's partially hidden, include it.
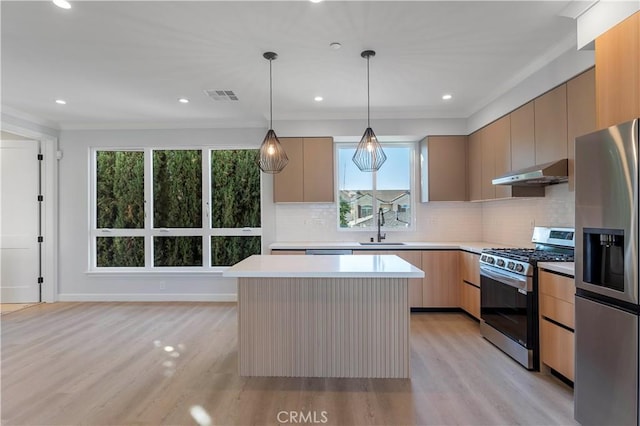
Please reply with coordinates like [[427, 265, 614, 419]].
[[335, 141, 416, 233], [89, 147, 262, 272]]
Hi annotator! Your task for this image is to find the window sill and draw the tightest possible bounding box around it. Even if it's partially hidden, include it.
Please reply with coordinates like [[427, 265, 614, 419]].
[[85, 267, 229, 278]]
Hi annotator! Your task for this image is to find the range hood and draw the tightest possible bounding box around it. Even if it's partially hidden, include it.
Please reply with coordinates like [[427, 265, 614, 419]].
[[492, 159, 568, 186]]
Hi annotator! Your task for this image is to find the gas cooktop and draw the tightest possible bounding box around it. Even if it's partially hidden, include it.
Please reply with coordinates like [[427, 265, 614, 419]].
[[483, 248, 575, 263]]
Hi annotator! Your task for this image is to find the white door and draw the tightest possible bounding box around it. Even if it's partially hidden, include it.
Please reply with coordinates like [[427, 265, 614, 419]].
[[0, 139, 40, 303]]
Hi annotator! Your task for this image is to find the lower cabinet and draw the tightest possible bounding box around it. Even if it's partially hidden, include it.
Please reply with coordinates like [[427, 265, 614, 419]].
[[539, 269, 575, 381], [459, 251, 481, 319], [460, 281, 480, 319], [354, 250, 423, 308], [421, 251, 460, 307]]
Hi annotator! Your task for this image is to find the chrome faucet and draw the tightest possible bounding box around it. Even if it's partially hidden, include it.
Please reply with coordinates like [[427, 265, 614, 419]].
[[377, 207, 386, 242]]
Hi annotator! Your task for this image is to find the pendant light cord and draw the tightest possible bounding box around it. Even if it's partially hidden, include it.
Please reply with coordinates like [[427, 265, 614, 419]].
[[269, 58, 273, 130], [367, 55, 370, 128]]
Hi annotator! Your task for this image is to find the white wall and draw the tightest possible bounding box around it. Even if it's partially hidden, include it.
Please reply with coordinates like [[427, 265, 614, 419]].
[[467, 46, 594, 134], [57, 127, 266, 301]]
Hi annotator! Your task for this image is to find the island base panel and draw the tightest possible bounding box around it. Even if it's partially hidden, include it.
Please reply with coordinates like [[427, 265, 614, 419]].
[[238, 277, 409, 378]]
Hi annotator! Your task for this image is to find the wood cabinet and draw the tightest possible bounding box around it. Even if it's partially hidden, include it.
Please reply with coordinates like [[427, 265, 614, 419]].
[[354, 250, 423, 308], [468, 131, 482, 201], [270, 250, 305, 255], [420, 135, 468, 201], [595, 11, 640, 129], [459, 251, 480, 319], [473, 115, 511, 201], [539, 269, 575, 381], [479, 126, 495, 200], [421, 251, 459, 307], [567, 68, 596, 191], [273, 137, 334, 203], [534, 84, 568, 165], [488, 115, 511, 199], [510, 101, 536, 171]]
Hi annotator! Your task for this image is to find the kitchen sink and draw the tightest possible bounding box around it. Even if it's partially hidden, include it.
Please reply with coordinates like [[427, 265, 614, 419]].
[[359, 242, 406, 245]]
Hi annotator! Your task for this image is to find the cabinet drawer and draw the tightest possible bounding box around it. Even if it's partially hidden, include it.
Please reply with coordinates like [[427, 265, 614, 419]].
[[539, 270, 574, 304], [540, 293, 574, 329], [460, 281, 480, 319], [541, 318, 574, 381]]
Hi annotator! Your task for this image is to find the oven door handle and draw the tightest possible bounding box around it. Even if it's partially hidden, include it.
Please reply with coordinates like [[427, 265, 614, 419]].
[[480, 265, 529, 291]]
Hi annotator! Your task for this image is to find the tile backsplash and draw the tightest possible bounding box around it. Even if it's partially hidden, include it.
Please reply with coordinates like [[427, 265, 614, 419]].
[[273, 184, 574, 247], [274, 201, 483, 243], [481, 184, 575, 247]]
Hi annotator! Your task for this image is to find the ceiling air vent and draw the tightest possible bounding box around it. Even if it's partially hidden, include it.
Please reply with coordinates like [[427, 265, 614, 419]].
[[204, 90, 239, 101]]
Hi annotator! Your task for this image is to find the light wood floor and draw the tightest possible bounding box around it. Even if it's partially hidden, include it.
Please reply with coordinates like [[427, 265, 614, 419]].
[[1, 303, 576, 425], [0, 304, 37, 315]]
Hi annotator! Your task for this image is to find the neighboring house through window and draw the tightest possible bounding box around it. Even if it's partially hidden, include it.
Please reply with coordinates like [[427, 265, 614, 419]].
[[337, 143, 414, 230]]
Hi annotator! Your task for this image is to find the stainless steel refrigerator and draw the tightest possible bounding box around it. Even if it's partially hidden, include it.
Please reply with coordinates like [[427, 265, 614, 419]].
[[575, 118, 639, 426]]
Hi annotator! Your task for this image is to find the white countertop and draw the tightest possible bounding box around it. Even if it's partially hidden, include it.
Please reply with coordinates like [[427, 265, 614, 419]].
[[270, 241, 510, 255], [223, 255, 425, 278], [538, 262, 575, 276]]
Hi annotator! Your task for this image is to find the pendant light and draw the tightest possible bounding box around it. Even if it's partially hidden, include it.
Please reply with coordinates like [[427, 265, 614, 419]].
[[258, 51, 288, 174], [352, 50, 386, 172]]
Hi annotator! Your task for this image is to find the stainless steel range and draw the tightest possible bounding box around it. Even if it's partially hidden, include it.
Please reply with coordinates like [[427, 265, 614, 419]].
[[479, 226, 575, 370]]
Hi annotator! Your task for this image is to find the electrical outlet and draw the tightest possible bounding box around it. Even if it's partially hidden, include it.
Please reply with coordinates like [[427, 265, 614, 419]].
[[159, 281, 166, 290]]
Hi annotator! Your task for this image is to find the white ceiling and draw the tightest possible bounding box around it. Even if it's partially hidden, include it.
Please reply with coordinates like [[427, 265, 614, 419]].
[[1, 1, 588, 130]]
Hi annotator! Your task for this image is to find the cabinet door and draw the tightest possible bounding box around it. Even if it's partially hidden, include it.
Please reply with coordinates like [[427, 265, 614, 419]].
[[421, 251, 459, 307], [303, 137, 334, 202], [273, 137, 304, 202], [595, 12, 640, 128], [460, 251, 480, 286], [460, 281, 480, 319], [479, 126, 495, 200], [355, 250, 423, 308], [489, 116, 511, 199], [541, 319, 575, 381], [510, 101, 535, 170], [534, 84, 568, 165], [567, 68, 596, 192], [424, 136, 468, 201], [468, 131, 482, 201]]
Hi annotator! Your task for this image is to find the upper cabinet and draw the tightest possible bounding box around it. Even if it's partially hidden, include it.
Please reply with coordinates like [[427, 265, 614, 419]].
[[420, 135, 468, 202], [534, 84, 568, 165], [470, 115, 511, 201], [488, 115, 511, 199], [567, 68, 596, 191], [595, 11, 640, 129], [468, 130, 482, 202], [273, 137, 334, 203], [510, 101, 535, 171]]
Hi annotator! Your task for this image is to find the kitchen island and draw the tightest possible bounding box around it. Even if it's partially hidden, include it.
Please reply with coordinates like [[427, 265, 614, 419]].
[[223, 254, 424, 378]]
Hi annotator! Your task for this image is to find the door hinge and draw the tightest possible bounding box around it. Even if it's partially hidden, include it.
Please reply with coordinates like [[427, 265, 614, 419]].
[[37, 154, 44, 161], [37, 195, 44, 202], [37, 236, 44, 243], [37, 277, 44, 284]]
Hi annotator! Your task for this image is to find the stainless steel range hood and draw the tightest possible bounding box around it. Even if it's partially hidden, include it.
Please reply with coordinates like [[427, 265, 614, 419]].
[[492, 159, 568, 186]]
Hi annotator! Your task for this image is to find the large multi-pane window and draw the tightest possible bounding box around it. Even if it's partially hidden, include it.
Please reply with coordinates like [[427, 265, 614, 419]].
[[337, 143, 413, 230], [92, 148, 261, 269]]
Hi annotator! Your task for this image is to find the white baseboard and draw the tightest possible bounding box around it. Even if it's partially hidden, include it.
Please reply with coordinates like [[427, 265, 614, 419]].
[[57, 293, 238, 302]]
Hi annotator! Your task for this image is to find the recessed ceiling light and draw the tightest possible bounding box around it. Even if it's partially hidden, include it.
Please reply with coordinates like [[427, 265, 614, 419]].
[[52, 0, 71, 9], [178, 98, 189, 104], [314, 96, 323, 102], [442, 94, 453, 100], [310, 0, 323, 3], [329, 42, 342, 50], [55, 99, 67, 105]]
